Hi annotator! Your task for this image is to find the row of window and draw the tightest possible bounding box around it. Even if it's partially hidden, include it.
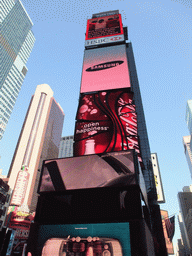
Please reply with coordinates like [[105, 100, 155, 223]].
[[18, 30, 35, 64], [1, 0, 15, 22]]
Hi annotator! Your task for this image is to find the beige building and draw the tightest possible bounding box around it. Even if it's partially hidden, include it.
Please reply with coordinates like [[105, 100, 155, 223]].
[[7, 84, 64, 211]]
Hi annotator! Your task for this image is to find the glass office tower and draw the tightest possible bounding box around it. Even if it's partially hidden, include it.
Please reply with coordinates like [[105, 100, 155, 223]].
[[0, 0, 35, 140], [184, 100, 192, 178]]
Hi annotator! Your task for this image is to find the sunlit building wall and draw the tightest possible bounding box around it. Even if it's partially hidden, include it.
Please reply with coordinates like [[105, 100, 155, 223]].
[[7, 84, 64, 211]]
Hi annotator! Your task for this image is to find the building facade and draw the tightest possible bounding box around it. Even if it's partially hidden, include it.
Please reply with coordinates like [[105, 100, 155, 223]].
[[7, 84, 64, 211], [186, 100, 192, 134], [183, 136, 192, 179], [59, 136, 74, 158], [0, 0, 35, 140], [178, 186, 192, 254], [0, 178, 11, 230]]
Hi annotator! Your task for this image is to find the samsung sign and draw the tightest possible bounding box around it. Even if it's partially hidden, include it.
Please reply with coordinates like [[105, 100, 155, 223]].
[[85, 35, 124, 47], [80, 44, 131, 93], [86, 61, 124, 71]]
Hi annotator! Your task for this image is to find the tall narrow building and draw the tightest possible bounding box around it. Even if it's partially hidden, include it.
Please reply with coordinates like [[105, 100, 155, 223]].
[[7, 84, 64, 211], [0, 0, 35, 140], [178, 186, 192, 254], [183, 135, 192, 179], [59, 136, 74, 158]]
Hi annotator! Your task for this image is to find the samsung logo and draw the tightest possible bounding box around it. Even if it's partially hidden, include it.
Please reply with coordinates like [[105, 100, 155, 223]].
[[86, 61, 124, 72]]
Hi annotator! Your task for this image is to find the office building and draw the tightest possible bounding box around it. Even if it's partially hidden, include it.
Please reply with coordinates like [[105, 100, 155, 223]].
[[7, 84, 64, 211], [59, 136, 74, 158], [186, 100, 192, 134], [184, 100, 192, 178], [0, 0, 35, 140], [178, 186, 192, 254], [183, 135, 192, 179]]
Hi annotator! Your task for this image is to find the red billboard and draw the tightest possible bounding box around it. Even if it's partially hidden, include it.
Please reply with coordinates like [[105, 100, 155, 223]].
[[86, 14, 123, 40], [80, 45, 131, 93], [38, 150, 137, 193], [74, 89, 142, 163], [85, 14, 124, 47]]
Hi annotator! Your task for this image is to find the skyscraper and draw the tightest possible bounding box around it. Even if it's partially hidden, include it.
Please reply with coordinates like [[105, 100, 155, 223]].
[[178, 186, 192, 254], [26, 11, 167, 256], [126, 42, 157, 202], [183, 135, 192, 179], [186, 100, 192, 134], [7, 84, 64, 211], [0, 0, 35, 140], [59, 135, 74, 158]]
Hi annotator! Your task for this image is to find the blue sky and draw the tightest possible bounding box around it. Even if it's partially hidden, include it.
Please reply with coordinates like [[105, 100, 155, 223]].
[[0, 0, 192, 253]]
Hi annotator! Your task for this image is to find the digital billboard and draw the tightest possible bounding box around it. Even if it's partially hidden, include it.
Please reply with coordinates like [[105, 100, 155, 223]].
[[74, 89, 142, 164], [80, 45, 131, 93], [85, 14, 124, 47], [26, 222, 131, 256], [38, 150, 138, 193]]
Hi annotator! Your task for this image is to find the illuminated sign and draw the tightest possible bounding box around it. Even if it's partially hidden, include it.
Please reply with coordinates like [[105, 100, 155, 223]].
[[10, 170, 29, 206], [27, 222, 131, 256], [80, 45, 131, 93], [74, 89, 142, 164], [85, 35, 124, 47], [92, 10, 119, 18], [39, 150, 137, 193], [86, 61, 124, 71], [8, 207, 35, 240], [86, 14, 123, 40]]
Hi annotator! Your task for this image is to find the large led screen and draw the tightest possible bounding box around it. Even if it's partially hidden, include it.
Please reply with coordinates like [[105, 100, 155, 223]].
[[85, 14, 124, 47], [86, 14, 123, 40], [39, 150, 138, 193], [80, 45, 131, 93], [27, 222, 131, 256], [74, 89, 142, 164]]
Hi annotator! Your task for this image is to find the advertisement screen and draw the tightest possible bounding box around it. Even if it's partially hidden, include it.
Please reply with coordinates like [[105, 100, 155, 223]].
[[80, 45, 131, 93], [39, 150, 137, 193], [86, 14, 123, 40], [74, 89, 142, 164], [27, 222, 131, 256]]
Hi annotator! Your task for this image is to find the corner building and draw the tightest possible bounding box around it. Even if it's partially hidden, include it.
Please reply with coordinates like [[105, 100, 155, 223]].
[[0, 0, 35, 140], [26, 11, 167, 256], [73, 10, 166, 255], [7, 84, 64, 211]]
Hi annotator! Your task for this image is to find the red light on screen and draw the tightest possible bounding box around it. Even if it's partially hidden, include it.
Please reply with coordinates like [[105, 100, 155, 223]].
[[85, 14, 123, 40]]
